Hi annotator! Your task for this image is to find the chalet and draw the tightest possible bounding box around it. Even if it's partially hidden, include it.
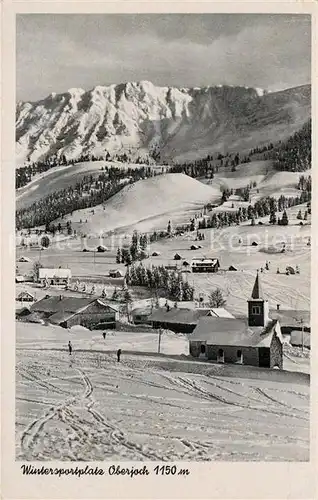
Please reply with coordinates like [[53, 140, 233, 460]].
[[16, 275, 25, 283], [38, 268, 71, 286], [30, 295, 118, 329], [228, 265, 238, 271], [16, 291, 35, 303], [189, 272, 284, 369], [190, 245, 199, 250], [109, 269, 124, 278], [174, 253, 182, 260], [251, 241, 258, 246], [152, 251, 161, 257], [191, 258, 220, 273]]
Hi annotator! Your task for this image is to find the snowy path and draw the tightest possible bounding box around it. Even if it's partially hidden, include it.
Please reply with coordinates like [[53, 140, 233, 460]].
[[16, 349, 309, 462]]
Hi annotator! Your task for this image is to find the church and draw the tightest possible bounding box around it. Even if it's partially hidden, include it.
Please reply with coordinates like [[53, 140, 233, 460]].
[[189, 272, 284, 369]]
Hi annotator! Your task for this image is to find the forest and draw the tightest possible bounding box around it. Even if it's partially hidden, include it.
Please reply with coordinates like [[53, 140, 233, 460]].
[[125, 263, 195, 302], [16, 166, 157, 229]]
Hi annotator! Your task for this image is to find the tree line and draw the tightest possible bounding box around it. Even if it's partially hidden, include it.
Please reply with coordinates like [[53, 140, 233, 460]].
[[125, 263, 195, 302], [16, 166, 157, 229]]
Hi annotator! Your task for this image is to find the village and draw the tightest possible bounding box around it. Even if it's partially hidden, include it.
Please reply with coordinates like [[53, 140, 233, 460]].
[[15, 210, 311, 370]]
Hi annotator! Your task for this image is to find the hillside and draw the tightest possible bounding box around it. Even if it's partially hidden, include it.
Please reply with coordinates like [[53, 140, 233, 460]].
[[16, 160, 164, 212], [16, 81, 311, 166], [55, 173, 220, 235], [206, 160, 311, 201]]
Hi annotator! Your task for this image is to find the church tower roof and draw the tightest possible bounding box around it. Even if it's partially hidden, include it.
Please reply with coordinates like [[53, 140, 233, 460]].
[[250, 271, 264, 300]]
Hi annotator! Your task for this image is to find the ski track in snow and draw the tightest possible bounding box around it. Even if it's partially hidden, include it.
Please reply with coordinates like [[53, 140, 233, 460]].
[[16, 350, 310, 461]]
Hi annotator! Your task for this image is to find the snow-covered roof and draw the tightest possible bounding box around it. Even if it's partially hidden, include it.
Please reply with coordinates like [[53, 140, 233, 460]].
[[39, 268, 71, 279], [191, 258, 219, 265], [207, 308, 235, 319], [191, 318, 282, 348]]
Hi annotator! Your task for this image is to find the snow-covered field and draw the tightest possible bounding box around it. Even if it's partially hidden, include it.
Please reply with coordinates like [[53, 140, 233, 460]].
[[16, 323, 310, 462]]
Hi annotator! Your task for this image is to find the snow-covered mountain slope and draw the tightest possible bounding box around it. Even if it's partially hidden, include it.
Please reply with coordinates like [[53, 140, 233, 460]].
[[55, 173, 220, 236], [16, 81, 311, 166]]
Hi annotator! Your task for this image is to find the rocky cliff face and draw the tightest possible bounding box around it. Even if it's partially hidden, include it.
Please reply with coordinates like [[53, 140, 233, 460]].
[[16, 81, 311, 166]]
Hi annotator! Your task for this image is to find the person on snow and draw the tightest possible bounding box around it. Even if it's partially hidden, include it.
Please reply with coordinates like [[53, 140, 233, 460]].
[[102, 331, 106, 340], [117, 348, 122, 362], [68, 341, 72, 355]]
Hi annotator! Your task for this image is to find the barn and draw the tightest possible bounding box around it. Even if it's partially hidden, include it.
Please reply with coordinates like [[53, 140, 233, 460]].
[[30, 295, 118, 329], [109, 269, 124, 278], [96, 245, 109, 252], [189, 272, 284, 369], [191, 258, 220, 273], [174, 253, 182, 260]]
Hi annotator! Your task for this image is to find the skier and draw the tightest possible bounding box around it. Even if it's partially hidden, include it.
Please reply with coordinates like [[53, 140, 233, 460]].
[[117, 348, 122, 363], [102, 331, 106, 340], [68, 341, 72, 356]]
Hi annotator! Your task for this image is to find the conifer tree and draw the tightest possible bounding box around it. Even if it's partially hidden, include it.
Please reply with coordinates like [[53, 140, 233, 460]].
[[281, 210, 289, 226]]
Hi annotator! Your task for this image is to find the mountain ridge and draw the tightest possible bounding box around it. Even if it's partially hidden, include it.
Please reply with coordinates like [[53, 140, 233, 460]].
[[16, 81, 311, 166]]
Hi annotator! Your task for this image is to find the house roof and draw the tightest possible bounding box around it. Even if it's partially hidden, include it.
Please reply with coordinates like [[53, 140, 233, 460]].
[[39, 268, 71, 279], [270, 309, 310, 328], [132, 307, 152, 316], [207, 308, 235, 319], [149, 307, 209, 325], [32, 295, 94, 314], [250, 272, 264, 300], [191, 258, 219, 266], [17, 291, 34, 300], [190, 317, 281, 348], [109, 269, 124, 275], [16, 275, 25, 282]]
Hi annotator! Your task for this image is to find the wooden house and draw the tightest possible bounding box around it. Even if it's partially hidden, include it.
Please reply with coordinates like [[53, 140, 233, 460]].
[[38, 268, 71, 286], [191, 258, 220, 273], [30, 295, 118, 329]]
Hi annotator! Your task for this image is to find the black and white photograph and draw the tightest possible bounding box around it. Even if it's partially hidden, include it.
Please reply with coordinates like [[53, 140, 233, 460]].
[[13, 12, 312, 465]]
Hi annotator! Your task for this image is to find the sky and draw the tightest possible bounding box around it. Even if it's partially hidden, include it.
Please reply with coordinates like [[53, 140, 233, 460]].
[[16, 14, 311, 102]]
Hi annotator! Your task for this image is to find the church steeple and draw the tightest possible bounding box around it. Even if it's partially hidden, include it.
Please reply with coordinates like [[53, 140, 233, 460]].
[[248, 272, 269, 327], [251, 271, 264, 299]]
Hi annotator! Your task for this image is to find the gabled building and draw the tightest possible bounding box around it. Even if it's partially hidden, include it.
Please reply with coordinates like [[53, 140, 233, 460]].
[[189, 272, 284, 369], [38, 268, 71, 286], [16, 291, 35, 303], [30, 295, 118, 329], [191, 258, 220, 273]]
